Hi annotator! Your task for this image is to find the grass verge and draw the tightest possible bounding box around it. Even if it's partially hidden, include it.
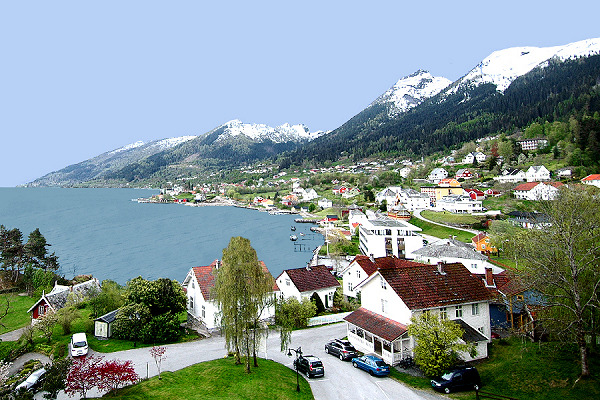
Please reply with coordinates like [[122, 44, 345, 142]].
[[409, 217, 473, 242], [0, 293, 36, 335]]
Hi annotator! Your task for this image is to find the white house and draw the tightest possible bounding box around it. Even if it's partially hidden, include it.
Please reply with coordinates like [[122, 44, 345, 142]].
[[526, 165, 551, 182], [513, 181, 564, 200], [581, 174, 600, 188], [348, 209, 369, 232], [343, 258, 492, 366], [318, 198, 333, 209], [428, 168, 448, 184], [435, 194, 483, 213], [181, 260, 279, 332], [341, 255, 379, 299], [411, 237, 501, 275], [275, 265, 340, 309], [493, 168, 526, 184], [462, 152, 486, 164], [375, 187, 402, 205], [358, 215, 424, 259], [395, 188, 431, 211]]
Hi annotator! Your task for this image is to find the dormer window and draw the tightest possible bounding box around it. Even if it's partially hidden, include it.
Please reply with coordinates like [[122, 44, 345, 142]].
[[380, 277, 387, 289]]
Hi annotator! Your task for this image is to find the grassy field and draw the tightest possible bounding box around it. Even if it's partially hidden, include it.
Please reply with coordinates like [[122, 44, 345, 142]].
[[0, 293, 36, 335], [420, 210, 482, 225], [408, 217, 473, 242], [106, 357, 314, 400]]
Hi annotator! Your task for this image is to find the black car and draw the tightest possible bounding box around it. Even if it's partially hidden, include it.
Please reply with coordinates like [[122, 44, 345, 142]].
[[325, 339, 358, 361], [293, 355, 325, 378], [431, 366, 481, 393]]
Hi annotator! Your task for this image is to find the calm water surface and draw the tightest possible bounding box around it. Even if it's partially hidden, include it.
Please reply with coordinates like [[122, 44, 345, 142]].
[[0, 188, 323, 284]]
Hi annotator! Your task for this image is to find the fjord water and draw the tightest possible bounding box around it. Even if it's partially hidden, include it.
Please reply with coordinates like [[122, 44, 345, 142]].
[[0, 188, 324, 284]]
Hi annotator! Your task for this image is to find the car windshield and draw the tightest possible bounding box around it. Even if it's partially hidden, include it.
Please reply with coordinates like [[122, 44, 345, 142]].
[[311, 361, 323, 368], [73, 341, 87, 348], [441, 371, 455, 380]]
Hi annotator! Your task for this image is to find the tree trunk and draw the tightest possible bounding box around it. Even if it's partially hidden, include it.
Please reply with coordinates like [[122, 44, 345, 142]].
[[577, 330, 590, 377]]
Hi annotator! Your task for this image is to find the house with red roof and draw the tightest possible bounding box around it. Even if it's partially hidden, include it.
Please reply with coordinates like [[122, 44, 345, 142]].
[[513, 181, 564, 200], [582, 174, 600, 188], [275, 265, 340, 309], [340, 255, 380, 298], [181, 260, 279, 332], [471, 232, 497, 255], [463, 187, 485, 201], [343, 258, 492, 366]]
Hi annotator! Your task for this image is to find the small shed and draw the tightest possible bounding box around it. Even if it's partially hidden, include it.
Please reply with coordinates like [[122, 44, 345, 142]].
[[94, 309, 118, 339]]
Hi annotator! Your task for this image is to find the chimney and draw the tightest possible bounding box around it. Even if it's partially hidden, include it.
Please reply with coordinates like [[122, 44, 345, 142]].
[[437, 261, 446, 275], [485, 267, 494, 287], [369, 254, 374, 262], [214, 260, 220, 270]]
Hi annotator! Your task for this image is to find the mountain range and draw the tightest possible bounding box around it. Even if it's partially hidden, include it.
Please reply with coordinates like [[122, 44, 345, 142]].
[[27, 37, 600, 187]]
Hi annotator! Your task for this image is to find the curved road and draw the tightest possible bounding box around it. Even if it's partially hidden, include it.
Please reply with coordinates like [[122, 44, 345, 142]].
[[35, 323, 446, 400]]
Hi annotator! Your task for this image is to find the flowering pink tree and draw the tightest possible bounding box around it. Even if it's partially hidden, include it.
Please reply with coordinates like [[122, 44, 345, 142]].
[[65, 354, 104, 398], [149, 345, 167, 379], [97, 359, 139, 394]]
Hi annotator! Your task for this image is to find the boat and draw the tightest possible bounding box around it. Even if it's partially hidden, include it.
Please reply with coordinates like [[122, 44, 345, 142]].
[[290, 235, 298, 241], [299, 232, 305, 236], [291, 226, 296, 231]]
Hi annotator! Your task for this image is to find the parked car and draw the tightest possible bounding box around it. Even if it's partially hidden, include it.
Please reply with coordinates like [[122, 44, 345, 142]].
[[431, 366, 482, 393], [325, 339, 358, 361], [14, 368, 46, 392], [70, 332, 89, 357], [351, 355, 390, 376], [293, 355, 325, 378], [491, 331, 500, 339]]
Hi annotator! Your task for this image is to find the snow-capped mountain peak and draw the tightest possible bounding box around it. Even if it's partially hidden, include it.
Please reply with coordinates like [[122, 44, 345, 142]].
[[110, 136, 197, 155], [456, 37, 600, 92], [216, 119, 325, 143], [371, 70, 452, 116]]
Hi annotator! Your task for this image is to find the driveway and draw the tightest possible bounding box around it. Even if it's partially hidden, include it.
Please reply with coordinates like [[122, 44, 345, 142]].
[[48, 323, 444, 399]]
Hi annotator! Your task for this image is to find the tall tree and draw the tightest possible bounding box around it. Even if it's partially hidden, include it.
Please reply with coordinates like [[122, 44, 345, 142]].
[[511, 185, 600, 378], [213, 236, 273, 373]]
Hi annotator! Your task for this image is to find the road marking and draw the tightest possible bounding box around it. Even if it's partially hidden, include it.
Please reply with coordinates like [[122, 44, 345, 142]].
[[374, 381, 392, 400]]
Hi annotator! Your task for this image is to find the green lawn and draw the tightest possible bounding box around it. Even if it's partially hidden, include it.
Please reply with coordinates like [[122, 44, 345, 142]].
[[408, 217, 473, 242], [391, 337, 600, 400], [420, 210, 482, 225], [106, 357, 314, 400], [0, 293, 36, 335]]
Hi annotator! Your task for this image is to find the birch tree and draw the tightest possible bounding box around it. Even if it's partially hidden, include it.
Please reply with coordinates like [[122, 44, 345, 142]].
[[511, 185, 600, 378], [213, 236, 274, 373]]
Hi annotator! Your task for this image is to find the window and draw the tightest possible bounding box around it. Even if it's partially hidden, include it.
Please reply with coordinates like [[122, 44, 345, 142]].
[[381, 299, 388, 313], [285, 279, 290, 286], [455, 305, 463, 318], [440, 307, 447, 320], [201, 305, 205, 319], [191, 280, 195, 289], [38, 305, 45, 316], [516, 294, 524, 301], [356, 270, 361, 279], [472, 303, 479, 315], [471, 263, 477, 270], [348, 282, 353, 291], [189, 296, 194, 310], [380, 277, 387, 289]]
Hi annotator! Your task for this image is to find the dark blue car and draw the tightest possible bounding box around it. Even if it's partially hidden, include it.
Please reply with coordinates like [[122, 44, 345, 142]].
[[351, 355, 390, 376]]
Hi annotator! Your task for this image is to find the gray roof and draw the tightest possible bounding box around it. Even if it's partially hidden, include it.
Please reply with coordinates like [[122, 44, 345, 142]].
[[95, 309, 118, 324], [370, 217, 414, 228], [453, 319, 489, 342], [28, 278, 101, 313], [412, 238, 487, 261]]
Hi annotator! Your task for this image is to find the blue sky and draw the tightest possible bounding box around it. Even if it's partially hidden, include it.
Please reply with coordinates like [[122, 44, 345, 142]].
[[1, 1, 598, 187]]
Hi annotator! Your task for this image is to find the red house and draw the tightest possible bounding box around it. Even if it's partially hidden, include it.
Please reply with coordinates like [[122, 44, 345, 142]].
[[27, 278, 101, 321], [464, 188, 485, 201]]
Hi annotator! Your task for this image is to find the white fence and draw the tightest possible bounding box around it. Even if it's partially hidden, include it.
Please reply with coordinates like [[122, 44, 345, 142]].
[[307, 312, 352, 327]]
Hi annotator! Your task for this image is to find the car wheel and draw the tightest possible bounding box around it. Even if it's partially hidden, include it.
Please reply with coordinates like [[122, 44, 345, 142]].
[[444, 387, 451, 394], [339, 354, 344, 361], [369, 369, 374, 376], [325, 347, 329, 354], [474, 384, 480, 391], [352, 362, 358, 368]]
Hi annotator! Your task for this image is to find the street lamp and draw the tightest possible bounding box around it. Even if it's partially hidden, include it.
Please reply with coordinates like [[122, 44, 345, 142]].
[[286, 346, 302, 392]]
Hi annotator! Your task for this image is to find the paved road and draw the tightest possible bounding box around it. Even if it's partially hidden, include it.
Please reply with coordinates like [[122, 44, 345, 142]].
[[41, 323, 444, 399]]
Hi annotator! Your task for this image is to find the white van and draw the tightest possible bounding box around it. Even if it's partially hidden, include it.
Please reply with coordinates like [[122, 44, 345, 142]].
[[70, 332, 89, 357]]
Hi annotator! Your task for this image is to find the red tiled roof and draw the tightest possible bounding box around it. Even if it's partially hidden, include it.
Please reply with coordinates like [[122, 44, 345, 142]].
[[344, 307, 408, 342], [582, 174, 600, 181], [284, 265, 340, 293], [514, 182, 539, 191], [192, 260, 278, 299], [471, 232, 488, 244], [376, 260, 493, 310], [351, 255, 379, 277]]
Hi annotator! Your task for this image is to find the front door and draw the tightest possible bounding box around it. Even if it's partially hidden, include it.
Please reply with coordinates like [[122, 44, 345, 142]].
[[374, 338, 382, 355]]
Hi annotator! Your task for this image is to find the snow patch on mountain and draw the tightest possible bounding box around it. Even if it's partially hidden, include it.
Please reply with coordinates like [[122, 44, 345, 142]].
[[110, 136, 197, 155], [455, 37, 600, 93], [371, 70, 452, 117], [216, 119, 326, 143]]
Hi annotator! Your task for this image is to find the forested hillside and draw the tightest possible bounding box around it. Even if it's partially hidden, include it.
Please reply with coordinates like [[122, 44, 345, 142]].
[[282, 55, 600, 171]]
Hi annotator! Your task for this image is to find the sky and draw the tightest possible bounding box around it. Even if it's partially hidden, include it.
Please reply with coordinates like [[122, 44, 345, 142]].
[[1, 1, 599, 187]]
